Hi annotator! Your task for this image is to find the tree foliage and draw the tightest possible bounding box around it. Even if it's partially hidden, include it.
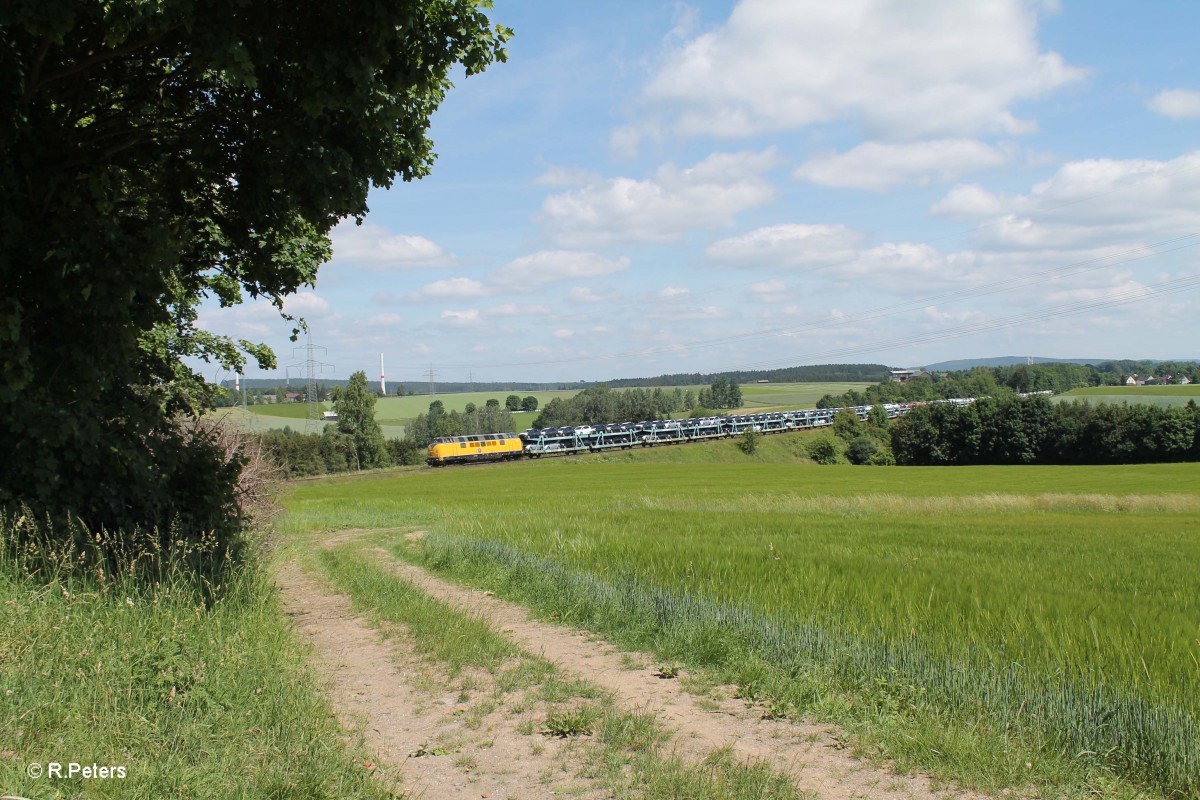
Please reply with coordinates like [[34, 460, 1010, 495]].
[[0, 2, 509, 543], [890, 397, 1200, 466], [532, 385, 687, 428], [332, 371, 388, 469], [698, 377, 742, 410], [405, 401, 515, 447], [737, 428, 761, 455]]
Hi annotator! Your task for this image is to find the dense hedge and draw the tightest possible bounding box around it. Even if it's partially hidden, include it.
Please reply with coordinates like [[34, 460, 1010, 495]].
[[891, 396, 1200, 466]]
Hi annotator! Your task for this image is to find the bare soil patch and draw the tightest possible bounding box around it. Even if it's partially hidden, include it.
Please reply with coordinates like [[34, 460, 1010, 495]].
[[277, 562, 607, 800]]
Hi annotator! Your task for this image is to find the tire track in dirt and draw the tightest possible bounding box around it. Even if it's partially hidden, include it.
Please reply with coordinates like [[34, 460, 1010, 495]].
[[378, 548, 979, 800], [277, 562, 609, 800]]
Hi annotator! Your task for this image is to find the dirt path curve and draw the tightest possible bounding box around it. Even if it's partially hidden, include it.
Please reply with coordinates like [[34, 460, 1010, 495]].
[[277, 562, 607, 800], [382, 552, 978, 800]]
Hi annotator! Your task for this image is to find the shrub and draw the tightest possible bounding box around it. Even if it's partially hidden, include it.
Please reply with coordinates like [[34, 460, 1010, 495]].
[[865, 448, 896, 466], [806, 436, 842, 465], [845, 435, 878, 465], [738, 429, 762, 455]]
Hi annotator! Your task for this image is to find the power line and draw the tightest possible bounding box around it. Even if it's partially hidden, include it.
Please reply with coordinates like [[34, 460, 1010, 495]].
[[285, 329, 335, 433]]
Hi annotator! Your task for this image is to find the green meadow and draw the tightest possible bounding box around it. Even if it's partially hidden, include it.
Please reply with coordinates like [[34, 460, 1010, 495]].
[[1059, 385, 1200, 408], [739, 381, 873, 409], [282, 457, 1200, 797]]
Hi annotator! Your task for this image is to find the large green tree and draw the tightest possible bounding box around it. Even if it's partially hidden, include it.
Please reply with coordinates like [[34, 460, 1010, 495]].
[[0, 2, 509, 543], [331, 371, 387, 469]]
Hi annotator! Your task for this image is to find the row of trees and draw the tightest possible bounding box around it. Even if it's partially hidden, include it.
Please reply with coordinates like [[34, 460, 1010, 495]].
[[532, 380, 743, 428], [819, 362, 1199, 410], [405, 401, 517, 447], [698, 376, 743, 411], [890, 396, 1200, 466]]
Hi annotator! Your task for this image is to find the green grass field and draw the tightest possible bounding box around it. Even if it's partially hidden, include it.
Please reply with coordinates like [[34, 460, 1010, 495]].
[[244, 400, 328, 419], [281, 457, 1200, 797], [1059, 385, 1200, 408], [372, 389, 581, 426], [739, 382, 872, 409]]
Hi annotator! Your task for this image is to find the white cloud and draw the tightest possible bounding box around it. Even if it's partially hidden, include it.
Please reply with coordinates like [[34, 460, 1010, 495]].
[[706, 224, 865, 268], [932, 151, 1200, 249], [487, 303, 553, 316], [283, 291, 330, 316], [635, 0, 1083, 143], [930, 184, 1012, 220], [567, 286, 614, 304], [658, 286, 691, 299], [839, 242, 950, 285], [409, 277, 490, 300], [646, 305, 730, 322], [365, 312, 403, 326], [553, 329, 575, 338], [540, 150, 779, 247], [329, 221, 455, 270], [1147, 89, 1200, 120], [491, 251, 630, 287], [795, 140, 1011, 191], [439, 309, 483, 328], [749, 279, 790, 302], [921, 305, 988, 325]]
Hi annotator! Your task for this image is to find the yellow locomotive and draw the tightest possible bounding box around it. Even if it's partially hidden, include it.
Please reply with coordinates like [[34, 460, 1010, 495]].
[[426, 433, 524, 466]]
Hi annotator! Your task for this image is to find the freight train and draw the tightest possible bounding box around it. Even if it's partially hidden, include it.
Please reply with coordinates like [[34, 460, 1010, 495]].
[[425, 399, 974, 466]]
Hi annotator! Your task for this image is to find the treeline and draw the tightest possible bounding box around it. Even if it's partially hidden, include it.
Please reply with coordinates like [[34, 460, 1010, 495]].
[[406, 401, 517, 445], [258, 427, 425, 478], [891, 396, 1200, 466], [256, 400, 521, 477], [819, 361, 1199, 409], [532, 381, 742, 428], [605, 363, 890, 388]]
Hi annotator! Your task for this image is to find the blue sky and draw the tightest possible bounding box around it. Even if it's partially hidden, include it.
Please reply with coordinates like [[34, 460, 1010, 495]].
[[200, 0, 1200, 386]]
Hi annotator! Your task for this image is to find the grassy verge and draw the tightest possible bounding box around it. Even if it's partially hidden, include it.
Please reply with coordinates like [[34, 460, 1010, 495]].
[[0, 519, 397, 800], [315, 535, 809, 800]]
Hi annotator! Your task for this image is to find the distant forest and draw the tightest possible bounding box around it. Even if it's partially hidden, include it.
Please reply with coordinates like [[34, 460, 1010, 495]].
[[217, 362, 891, 402], [603, 363, 891, 387], [817, 360, 1200, 408]]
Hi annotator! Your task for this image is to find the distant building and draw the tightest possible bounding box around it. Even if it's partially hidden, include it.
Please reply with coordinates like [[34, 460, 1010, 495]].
[[284, 392, 302, 401], [1179, 376, 1192, 385], [889, 369, 927, 383], [322, 411, 339, 421]]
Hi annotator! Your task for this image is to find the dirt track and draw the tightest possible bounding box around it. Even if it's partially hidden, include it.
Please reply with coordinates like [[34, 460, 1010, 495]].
[[278, 539, 976, 799]]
